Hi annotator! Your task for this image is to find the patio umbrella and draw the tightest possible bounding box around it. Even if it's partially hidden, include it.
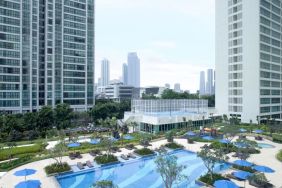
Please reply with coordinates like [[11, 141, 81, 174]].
[[202, 136, 214, 141], [214, 180, 239, 188], [67, 142, 80, 148], [89, 139, 100, 145], [233, 160, 253, 167], [219, 139, 231, 144], [186, 131, 196, 136], [232, 171, 252, 180], [123, 135, 134, 140], [239, 128, 247, 133], [14, 169, 36, 181], [15, 180, 41, 188], [252, 165, 275, 173], [253, 129, 263, 134]]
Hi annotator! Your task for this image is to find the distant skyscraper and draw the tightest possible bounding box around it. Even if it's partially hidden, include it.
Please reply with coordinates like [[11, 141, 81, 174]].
[[206, 69, 214, 95], [122, 63, 128, 85], [101, 59, 110, 87], [199, 71, 206, 96], [174, 83, 181, 93], [0, 0, 95, 113], [216, 0, 282, 123], [127, 52, 140, 87], [165, 83, 170, 89]]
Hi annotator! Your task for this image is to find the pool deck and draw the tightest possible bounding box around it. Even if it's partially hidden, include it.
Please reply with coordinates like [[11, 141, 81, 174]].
[[0, 136, 282, 188]]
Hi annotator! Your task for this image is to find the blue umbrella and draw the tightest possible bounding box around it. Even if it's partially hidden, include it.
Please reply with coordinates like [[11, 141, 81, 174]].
[[14, 169, 37, 181], [219, 139, 231, 144], [89, 139, 100, 145], [239, 128, 247, 132], [232, 171, 252, 180], [253, 129, 263, 134], [233, 160, 253, 167], [252, 165, 275, 173], [186, 131, 196, 136], [123, 135, 134, 140], [214, 180, 239, 188], [202, 136, 214, 141], [15, 180, 41, 188], [67, 142, 80, 148]]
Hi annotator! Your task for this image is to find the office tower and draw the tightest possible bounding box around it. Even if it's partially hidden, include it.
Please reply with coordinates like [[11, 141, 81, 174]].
[[216, 0, 282, 123], [199, 71, 206, 95], [174, 83, 181, 93], [165, 83, 170, 89], [122, 63, 128, 85], [127, 52, 140, 87], [0, 0, 95, 113], [206, 69, 214, 95], [101, 59, 110, 86]]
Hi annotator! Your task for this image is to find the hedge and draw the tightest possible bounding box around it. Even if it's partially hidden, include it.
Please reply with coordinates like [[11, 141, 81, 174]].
[[199, 173, 228, 185], [0, 155, 32, 171], [45, 162, 71, 175], [0, 144, 43, 161], [277, 150, 282, 162], [95, 154, 118, 165], [164, 142, 183, 149], [272, 134, 282, 143], [134, 148, 154, 156]]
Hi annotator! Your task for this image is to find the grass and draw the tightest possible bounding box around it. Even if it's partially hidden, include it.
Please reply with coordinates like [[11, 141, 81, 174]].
[[95, 154, 118, 164], [44, 162, 71, 175], [0, 144, 44, 161], [0, 156, 32, 171], [134, 148, 154, 156], [276, 150, 282, 162]]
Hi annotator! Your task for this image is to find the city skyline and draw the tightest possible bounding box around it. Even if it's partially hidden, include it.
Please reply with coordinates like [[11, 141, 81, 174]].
[[95, 0, 215, 92]]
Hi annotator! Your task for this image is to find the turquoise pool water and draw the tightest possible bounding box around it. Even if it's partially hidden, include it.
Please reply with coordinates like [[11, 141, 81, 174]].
[[258, 143, 275, 148], [56, 150, 231, 188]]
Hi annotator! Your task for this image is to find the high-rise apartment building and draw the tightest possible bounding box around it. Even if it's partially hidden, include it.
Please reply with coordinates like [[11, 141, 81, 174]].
[[101, 59, 110, 86], [216, 0, 282, 123], [127, 52, 140, 88], [165, 83, 170, 89], [122, 63, 128, 85], [0, 0, 95, 113], [174, 83, 181, 93], [199, 71, 206, 95], [206, 69, 214, 95]]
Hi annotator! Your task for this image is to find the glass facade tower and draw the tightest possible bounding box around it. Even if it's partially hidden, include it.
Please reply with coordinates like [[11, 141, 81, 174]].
[[0, 0, 95, 113]]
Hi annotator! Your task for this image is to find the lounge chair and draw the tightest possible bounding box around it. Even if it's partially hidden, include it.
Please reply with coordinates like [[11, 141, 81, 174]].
[[127, 153, 136, 159], [255, 136, 263, 141], [75, 152, 82, 159], [121, 154, 129, 160], [89, 150, 96, 157], [69, 152, 76, 160], [77, 162, 84, 170], [86, 160, 93, 168], [125, 144, 135, 150]]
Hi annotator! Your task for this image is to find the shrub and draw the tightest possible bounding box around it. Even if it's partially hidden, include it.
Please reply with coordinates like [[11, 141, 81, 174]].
[[0, 156, 32, 171], [95, 154, 118, 165], [164, 142, 183, 149], [276, 150, 282, 162], [165, 131, 174, 142], [134, 148, 154, 156], [93, 180, 117, 188], [272, 134, 282, 143], [199, 173, 228, 185], [44, 162, 71, 175], [232, 164, 256, 173], [249, 173, 269, 186], [209, 141, 236, 153], [0, 144, 43, 161]]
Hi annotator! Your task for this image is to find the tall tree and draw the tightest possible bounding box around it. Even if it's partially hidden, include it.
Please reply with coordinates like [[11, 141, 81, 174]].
[[54, 103, 73, 129], [38, 106, 54, 137]]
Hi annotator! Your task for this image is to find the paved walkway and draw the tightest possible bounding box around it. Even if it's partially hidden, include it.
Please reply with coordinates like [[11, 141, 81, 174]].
[[0, 137, 281, 188]]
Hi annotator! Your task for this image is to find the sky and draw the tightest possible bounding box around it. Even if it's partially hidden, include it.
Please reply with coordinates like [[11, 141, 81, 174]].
[[95, 0, 215, 92]]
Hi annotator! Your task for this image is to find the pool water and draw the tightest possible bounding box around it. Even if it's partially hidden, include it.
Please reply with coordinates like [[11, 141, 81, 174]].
[[258, 143, 275, 148], [56, 150, 231, 188]]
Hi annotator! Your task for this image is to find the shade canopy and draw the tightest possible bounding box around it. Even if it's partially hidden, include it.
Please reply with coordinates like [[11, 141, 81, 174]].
[[202, 136, 214, 141], [253, 129, 263, 134], [67, 142, 81, 148], [219, 139, 231, 144], [239, 128, 247, 132], [186, 131, 196, 136], [232, 171, 252, 180], [233, 160, 253, 167], [15, 180, 41, 188], [214, 180, 239, 188], [123, 135, 134, 140], [14, 169, 36, 177], [252, 165, 275, 173], [89, 139, 100, 145]]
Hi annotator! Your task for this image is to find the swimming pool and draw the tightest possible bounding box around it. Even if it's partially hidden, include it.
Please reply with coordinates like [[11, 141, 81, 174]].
[[56, 150, 231, 188], [258, 143, 275, 148]]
